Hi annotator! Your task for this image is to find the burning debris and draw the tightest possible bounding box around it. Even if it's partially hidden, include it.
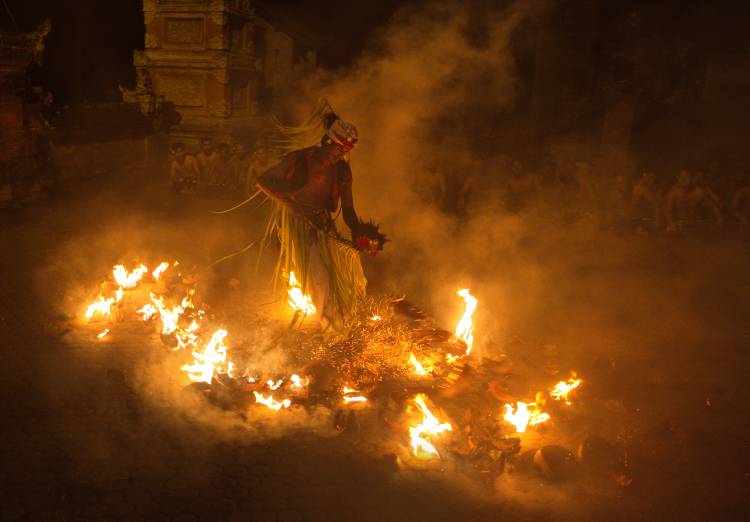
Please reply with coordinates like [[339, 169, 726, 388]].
[[75, 260, 620, 487]]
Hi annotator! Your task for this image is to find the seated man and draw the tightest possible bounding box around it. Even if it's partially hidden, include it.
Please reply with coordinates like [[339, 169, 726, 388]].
[[211, 143, 234, 191], [631, 170, 662, 233], [230, 143, 252, 194], [169, 143, 198, 194], [665, 169, 722, 233], [195, 138, 217, 188]]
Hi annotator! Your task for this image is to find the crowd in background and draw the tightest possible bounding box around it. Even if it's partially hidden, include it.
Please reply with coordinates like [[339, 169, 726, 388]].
[[168, 139, 750, 236], [168, 138, 278, 198], [416, 153, 750, 236]]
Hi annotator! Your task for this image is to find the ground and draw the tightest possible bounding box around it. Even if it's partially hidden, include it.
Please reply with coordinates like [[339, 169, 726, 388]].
[[0, 165, 748, 522]]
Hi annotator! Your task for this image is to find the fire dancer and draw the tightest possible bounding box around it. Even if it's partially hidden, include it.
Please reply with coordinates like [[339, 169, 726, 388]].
[[256, 102, 386, 328]]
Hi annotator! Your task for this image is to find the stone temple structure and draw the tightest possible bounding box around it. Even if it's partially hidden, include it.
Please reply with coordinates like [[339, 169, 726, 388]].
[[129, 0, 317, 147]]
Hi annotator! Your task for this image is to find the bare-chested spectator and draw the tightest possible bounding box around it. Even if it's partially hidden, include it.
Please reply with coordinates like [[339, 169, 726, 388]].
[[505, 159, 540, 212], [195, 138, 217, 188], [230, 143, 251, 192], [731, 173, 750, 227], [245, 142, 277, 197], [665, 169, 722, 233], [631, 170, 662, 232], [169, 142, 198, 194], [602, 174, 631, 231], [210, 143, 234, 191]]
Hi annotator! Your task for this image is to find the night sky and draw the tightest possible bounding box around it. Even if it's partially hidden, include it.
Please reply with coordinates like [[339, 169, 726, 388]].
[[2, 0, 748, 106], [1, 0, 405, 103]]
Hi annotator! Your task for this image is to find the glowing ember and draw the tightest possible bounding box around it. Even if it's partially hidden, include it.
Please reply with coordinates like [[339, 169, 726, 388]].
[[254, 392, 291, 411], [85, 295, 115, 319], [290, 374, 309, 389], [409, 394, 452, 458], [454, 288, 478, 355], [180, 328, 228, 384], [152, 262, 170, 281], [287, 271, 316, 316], [112, 264, 148, 289], [503, 401, 551, 433], [266, 378, 284, 390], [96, 328, 110, 339], [409, 353, 431, 376], [550, 373, 583, 404], [342, 385, 368, 404], [370, 315, 382, 321]]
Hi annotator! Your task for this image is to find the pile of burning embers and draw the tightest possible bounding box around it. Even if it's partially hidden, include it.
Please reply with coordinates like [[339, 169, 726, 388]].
[[81, 261, 631, 487]]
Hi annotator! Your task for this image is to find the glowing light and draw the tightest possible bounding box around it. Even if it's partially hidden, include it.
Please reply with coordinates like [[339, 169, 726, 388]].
[[409, 353, 430, 376], [97, 328, 110, 339], [503, 402, 550, 433], [113, 264, 148, 289], [152, 262, 170, 281], [409, 394, 452, 458], [254, 392, 291, 411], [454, 288, 478, 355], [85, 295, 115, 319], [549, 373, 583, 405], [287, 271, 316, 315]]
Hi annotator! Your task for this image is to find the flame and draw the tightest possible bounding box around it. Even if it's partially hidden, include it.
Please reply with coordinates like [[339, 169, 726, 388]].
[[85, 295, 115, 319], [409, 394, 452, 458], [96, 328, 109, 339], [503, 402, 551, 433], [254, 391, 291, 411], [266, 378, 284, 391], [149, 291, 193, 336], [454, 289, 478, 355], [290, 374, 309, 389], [287, 271, 316, 315], [112, 264, 148, 289], [180, 328, 228, 384], [370, 315, 382, 321], [409, 353, 431, 376], [342, 385, 367, 404], [549, 373, 583, 404], [137, 303, 157, 320], [115, 287, 124, 303], [152, 262, 170, 281]]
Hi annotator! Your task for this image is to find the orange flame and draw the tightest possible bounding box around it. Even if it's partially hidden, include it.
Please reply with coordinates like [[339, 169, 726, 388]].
[[549, 373, 583, 405], [112, 264, 148, 289], [96, 328, 110, 339], [287, 271, 316, 315], [409, 394, 452, 458], [180, 328, 228, 384], [503, 401, 551, 433], [409, 353, 431, 376], [152, 261, 170, 281], [254, 392, 291, 411], [454, 288, 478, 355], [84, 295, 115, 319], [342, 385, 367, 404]]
